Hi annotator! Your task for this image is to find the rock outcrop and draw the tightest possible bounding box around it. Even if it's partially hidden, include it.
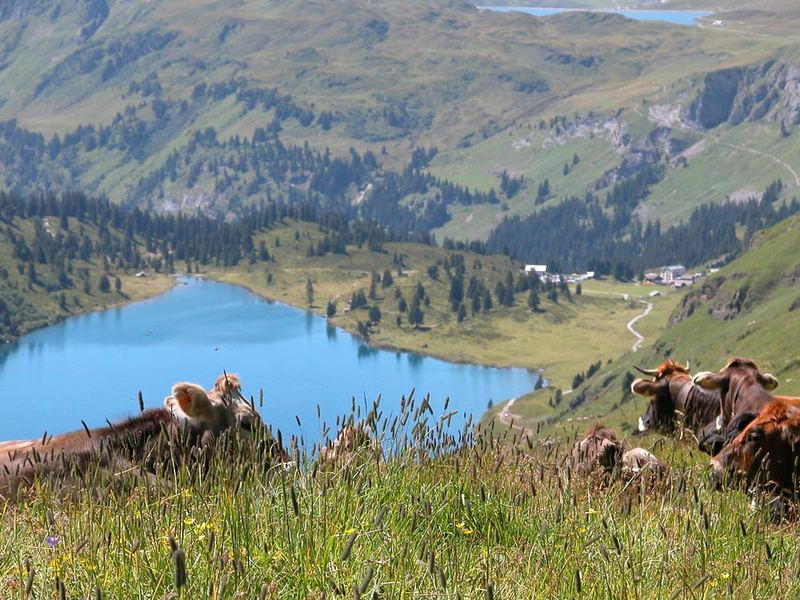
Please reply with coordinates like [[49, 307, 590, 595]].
[[684, 60, 800, 132]]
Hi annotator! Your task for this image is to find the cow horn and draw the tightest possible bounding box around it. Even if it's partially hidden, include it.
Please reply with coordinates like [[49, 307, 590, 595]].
[[634, 365, 660, 377], [684, 361, 690, 371]]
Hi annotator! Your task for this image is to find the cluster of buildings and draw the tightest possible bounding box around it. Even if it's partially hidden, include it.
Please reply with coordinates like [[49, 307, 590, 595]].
[[523, 264, 595, 285], [643, 265, 699, 288], [523, 263, 704, 289]]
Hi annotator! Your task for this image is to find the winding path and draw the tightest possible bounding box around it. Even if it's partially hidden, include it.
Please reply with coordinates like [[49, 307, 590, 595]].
[[626, 300, 653, 352], [714, 137, 800, 187]]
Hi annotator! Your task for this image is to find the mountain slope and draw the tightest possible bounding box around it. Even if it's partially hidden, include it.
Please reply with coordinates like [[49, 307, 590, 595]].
[[0, 0, 794, 223], [513, 212, 800, 437]]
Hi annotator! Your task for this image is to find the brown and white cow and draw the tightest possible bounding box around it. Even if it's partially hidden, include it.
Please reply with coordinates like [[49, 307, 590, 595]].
[[631, 361, 724, 453], [693, 358, 780, 447], [571, 424, 665, 478], [0, 375, 281, 497], [317, 423, 381, 468], [711, 396, 800, 496], [572, 424, 624, 476]]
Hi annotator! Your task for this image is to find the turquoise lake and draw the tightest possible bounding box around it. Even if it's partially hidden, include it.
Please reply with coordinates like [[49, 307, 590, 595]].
[[481, 6, 713, 26], [0, 278, 538, 443]]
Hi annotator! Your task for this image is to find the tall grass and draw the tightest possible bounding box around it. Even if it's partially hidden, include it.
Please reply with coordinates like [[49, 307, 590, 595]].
[[1, 394, 798, 598]]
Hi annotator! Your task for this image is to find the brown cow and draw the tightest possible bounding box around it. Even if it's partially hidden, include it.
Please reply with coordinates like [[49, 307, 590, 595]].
[[317, 423, 381, 468], [572, 424, 665, 478], [693, 358, 780, 445], [711, 396, 800, 496], [571, 424, 623, 475], [631, 361, 724, 453], [0, 376, 283, 498]]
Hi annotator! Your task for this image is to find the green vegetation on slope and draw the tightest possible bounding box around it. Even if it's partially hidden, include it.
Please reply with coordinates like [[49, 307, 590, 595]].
[[209, 219, 677, 387], [497, 212, 800, 442], [1, 395, 797, 598], [2, 0, 800, 244], [0, 215, 172, 342]]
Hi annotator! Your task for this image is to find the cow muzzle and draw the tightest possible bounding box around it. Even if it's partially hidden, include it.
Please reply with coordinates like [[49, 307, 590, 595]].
[[710, 457, 725, 489]]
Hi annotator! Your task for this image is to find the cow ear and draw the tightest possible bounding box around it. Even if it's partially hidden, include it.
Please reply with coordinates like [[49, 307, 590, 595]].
[[693, 371, 723, 390], [171, 383, 212, 418], [759, 373, 780, 391], [785, 404, 800, 419], [631, 379, 658, 398]]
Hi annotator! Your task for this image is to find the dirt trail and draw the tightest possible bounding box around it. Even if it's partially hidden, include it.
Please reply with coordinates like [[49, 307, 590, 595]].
[[626, 300, 653, 352], [714, 137, 800, 187]]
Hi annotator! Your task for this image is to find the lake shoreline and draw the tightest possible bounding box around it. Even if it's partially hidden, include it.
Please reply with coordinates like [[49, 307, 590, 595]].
[[201, 271, 541, 376], [3, 274, 176, 345], [1, 275, 538, 441], [5, 269, 539, 377]]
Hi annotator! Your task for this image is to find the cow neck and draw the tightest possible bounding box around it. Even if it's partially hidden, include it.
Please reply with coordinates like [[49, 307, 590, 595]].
[[668, 377, 695, 412], [670, 376, 722, 427], [62, 409, 174, 454], [728, 376, 773, 420], [676, 379, 721, 427]]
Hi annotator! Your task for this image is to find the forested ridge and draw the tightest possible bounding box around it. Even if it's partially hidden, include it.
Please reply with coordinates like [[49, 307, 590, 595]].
[[0, 78, 497, 234], [0, 191, 431, 341], [487, 177, 799, 276]]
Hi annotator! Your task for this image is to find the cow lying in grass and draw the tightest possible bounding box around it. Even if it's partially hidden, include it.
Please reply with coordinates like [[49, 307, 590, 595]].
[[0, 374, 286, 498], [572, 424, 664, 479], [631, 361, 726, 454], [711, 396, 800, 494], [317, 423, 383, 469]]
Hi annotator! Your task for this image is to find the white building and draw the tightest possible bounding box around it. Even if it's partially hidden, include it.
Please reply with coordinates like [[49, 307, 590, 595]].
[[524, 264, 548, 276], [661, 265, 686, 283]]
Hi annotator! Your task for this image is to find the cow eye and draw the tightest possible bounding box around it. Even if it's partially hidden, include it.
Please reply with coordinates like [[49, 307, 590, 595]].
[[747, 427, 764, 442]]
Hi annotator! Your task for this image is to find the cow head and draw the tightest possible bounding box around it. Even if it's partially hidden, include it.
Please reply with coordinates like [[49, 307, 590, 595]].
[[631, 361, 691, 433], [693, 358, 779, 398], [711, 398, 800, 493], [209, 373, 261, 436], [165, 375, 262, 438], [572, 424, 623, 475]]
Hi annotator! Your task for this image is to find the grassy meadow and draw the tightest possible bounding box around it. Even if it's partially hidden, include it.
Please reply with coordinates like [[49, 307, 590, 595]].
[[494, 212, 800, 447], [206, 220, 677, 389], [2, 395, 799, 599]]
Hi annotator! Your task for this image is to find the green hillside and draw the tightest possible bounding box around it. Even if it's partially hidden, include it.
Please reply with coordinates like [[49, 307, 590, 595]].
[[0, 213, 172, 342], [496, 211, 800, 439], [0, 192, 675, 388], [2, 0, 800, 243]]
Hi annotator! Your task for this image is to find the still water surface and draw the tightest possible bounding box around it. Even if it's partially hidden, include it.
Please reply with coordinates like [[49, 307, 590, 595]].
[[0, 278, 538, 442], [481, 6, 713, 26]]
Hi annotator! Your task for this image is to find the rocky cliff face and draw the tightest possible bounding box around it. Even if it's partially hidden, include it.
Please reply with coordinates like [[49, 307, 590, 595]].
[[684, 59, 800, 131], [0, 0, 48, 20]]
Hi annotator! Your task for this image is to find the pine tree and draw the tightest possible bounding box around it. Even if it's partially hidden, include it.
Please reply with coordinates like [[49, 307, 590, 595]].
[[368, 305, 382, 323], [449, 275, 464, 311], [306, 277, 314, 306], [99, 274, 111, 293], [326, 300, 337, 318], [408, 298, 424, 328], [528, 289, 540, 312]]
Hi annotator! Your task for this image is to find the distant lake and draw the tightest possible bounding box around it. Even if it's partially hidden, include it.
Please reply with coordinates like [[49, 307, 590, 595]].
[[480, 6, 713, 26], [0, 278, 538, 443]]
